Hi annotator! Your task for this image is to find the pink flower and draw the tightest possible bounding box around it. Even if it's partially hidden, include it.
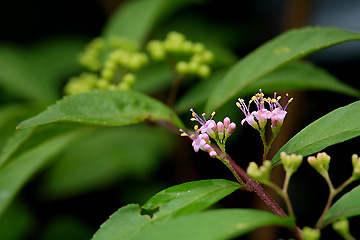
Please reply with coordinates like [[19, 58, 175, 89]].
[[271, 108, 287, 128], [236, 99, 257, 127], [190, 108, 216, 135], [192, 134, 207, 152], [266, 92, 293, 128]]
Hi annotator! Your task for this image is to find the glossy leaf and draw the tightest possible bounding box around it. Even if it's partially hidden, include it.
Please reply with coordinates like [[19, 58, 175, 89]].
[[272, 100, 360, 165], [176, 61, 360, 113], [205, 27, 360, 112], [41, 125, 175, 199], [17, 90, 184, 129], [322, 184, 360, 227], [92, 179, 241, 240], [103, 0, 198, 44], [0, 130, 85, 218], [0, 127, 34, 167], [129, 209, 293, 240], [241, 61, 360, 98]]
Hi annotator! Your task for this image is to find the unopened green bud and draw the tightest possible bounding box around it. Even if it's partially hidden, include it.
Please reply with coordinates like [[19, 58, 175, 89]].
[[190, 54, 202, 64], [351, 154, 360, 179], [308, 152, 331, 176], [118, 82, 130, 90], [197, 64, 211, 78], [180, 40, 193, 54], [332, 218, 354, 240], [247, 160, 271, 183], [176, 61, 188, 75], [167, 31, 185, 43], [101, 68, 114, 80], [201, 50, 214, 63], [104, 60, 117, 72], [147, 40, 166, 60], [193, 42, 205, 53], [280, 152, 303, 175], [188, 60, 200, 74], [127, 52, 148, 70], [64, 72, 97, 95], [97, 78, 110, 89], [122, 73, 136, 86], [302, 227, 320, 240]]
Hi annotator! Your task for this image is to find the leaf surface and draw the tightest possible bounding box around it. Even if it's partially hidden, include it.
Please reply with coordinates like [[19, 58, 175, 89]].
[[130, 209, 293, 240], [92, 179, 241, 240], [322, 184, 360, 227], [0, 130, 84, 218], [17, 90, 184, 129], [205, 27, 360, 112], [272, 101, 360, 165]]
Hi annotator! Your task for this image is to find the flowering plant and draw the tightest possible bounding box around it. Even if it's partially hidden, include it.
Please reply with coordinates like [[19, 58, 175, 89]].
[[1, 1, 360, 240]]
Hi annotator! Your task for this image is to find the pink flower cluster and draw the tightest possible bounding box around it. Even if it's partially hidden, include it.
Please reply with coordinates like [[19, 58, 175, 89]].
[[236, 89, 292, 130], [180, 108, 236, 157]]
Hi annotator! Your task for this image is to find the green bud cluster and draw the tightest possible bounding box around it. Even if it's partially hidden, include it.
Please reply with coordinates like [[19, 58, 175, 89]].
[[64, 72, 98, 95], [147, 31, 214, 78], [78, 38, 105, 71], [307, 152, 331, 177], [66, 36, 149, 95], [280, 152, 303, 175], [109, 36, 139, 52], [332, 218, 354, 240], [351, 154, 360, 179], [246, 160, 272, 183], [302, 227, 321, 240]]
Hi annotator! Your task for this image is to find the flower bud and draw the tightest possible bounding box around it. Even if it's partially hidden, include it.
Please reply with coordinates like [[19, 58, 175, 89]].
[[217, 121, 224, 140], [226, 122, 236, 135], [280, 152, 303, 175], [223, 117, 230, 129], [122, 73, 136, 86], [351, 154, 360, 179], [209, 150, 217, 158], [247, 160, 271, 184], [201, 50, 214, 63], [175, 61, 188, 75], [197, 64, 211, 78], [307, 152, 331, 176], [332, 219, 353, 240], [302, 227, 320, 240], [193, 42, 205, 53]]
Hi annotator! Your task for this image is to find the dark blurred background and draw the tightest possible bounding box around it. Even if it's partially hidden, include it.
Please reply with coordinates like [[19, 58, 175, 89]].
[[0, 0, 360, 239]]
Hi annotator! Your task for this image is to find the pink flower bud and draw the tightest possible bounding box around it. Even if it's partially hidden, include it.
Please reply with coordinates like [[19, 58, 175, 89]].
[[209, 151, 217, 158], [217, 121, 224, 133], [224, 117, 230, 128], [227, 122, 236, 135], [203, 144, 213, 153], [199, 133, 209, 143]]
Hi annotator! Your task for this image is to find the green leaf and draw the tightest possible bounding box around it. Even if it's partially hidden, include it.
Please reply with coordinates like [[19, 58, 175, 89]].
[[92, 179, 241, 240], [323, 184, 360, 227], [0, 201, 34, 240], [0, 127, 34, 167], [40, 125, 175, 199], [0, 36, 85, 101], [241, 61, 360, 98], [205, 27, 360, 112], [272, 100, 360, 165], [17, 90, 184, 129], [103, 0, 198, 44], [176, 61, 360, 114], [0, 130, 85, 218], [129, 209, 293, 240]]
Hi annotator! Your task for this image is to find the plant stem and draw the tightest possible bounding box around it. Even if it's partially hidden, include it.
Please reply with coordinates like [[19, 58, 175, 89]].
[[316, 174, 355, 229], [212, 144, 287, 217], [167, 74, 183, 107], [282, 172, 295, 217]]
